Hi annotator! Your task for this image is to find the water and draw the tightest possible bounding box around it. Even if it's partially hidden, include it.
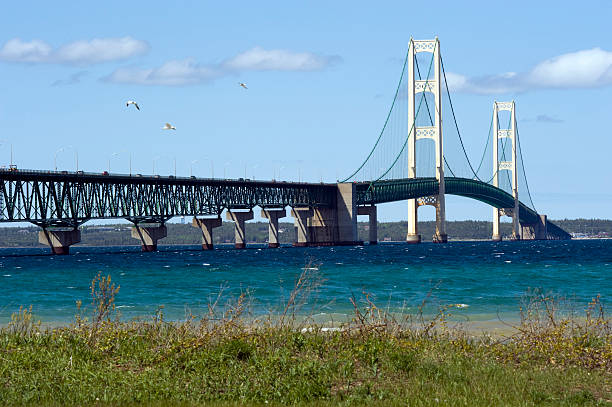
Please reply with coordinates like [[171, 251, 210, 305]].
[[0, 240, 610, 325]]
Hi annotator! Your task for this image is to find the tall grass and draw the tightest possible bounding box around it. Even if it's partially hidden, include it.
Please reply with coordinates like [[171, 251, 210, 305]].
[[0, 268, 609, 406]]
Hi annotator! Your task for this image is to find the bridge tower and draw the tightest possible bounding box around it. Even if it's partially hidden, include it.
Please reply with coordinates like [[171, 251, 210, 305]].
[[492, 101, 520, 241], [406, 37, 447, 244]]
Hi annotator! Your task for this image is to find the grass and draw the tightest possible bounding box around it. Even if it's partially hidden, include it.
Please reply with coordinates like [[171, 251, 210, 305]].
[[0, 271, 610, 406]]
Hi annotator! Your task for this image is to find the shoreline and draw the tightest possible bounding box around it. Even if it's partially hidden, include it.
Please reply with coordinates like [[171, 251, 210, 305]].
[[2, 237, 612, 250]]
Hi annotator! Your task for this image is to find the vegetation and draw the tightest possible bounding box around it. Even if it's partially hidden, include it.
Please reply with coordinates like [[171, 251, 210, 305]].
[[1, 271, 610, 406], [0, 218, 610, 248]]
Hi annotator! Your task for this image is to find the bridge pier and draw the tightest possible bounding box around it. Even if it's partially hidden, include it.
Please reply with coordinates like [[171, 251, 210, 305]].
[[492, 208, 502, 241], [192, 216, 222, 249], [131, 224, 167, 252], [521, 214, 548, 240], [39, 228, 81, 255], [433, 199, 448, 243], [226, 210, 253, 249], [291, 183, 360, 247], [291, 207, 313, 246], [406, 199, 421, 244], [358, 205, 377, 244], [261, 208, 287, 248]]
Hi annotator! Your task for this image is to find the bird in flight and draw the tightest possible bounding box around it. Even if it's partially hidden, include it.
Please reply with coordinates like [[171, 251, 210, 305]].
[[162, 123, 176, 130], [239, 82, 248, 90], [126, 100, 140, 110]]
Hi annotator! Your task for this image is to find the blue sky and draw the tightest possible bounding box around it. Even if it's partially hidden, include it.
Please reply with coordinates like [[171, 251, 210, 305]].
[[1, 1, 611, 222]]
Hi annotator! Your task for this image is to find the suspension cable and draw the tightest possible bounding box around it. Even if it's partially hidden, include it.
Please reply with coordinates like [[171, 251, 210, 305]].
[[416, 52, 459, 178], [341, 44, 411, 182], [372, 43, 437, 182], [515, 120, 537, 212], [474, 110, 494, 176], [415, 61, 434, 126], [439, 54, 483, 180]]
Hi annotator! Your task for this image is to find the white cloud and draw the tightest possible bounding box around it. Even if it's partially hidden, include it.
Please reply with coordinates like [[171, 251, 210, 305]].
[[448, 47, 612, 94], [51, 71, 88, 87], [0, 39, 52, 63], [222, 46, 341, 71], [521, 114, 564, 123], [0, 37, 149, 65], [104, 58, 220, 86], [105, 47, 340, 86]]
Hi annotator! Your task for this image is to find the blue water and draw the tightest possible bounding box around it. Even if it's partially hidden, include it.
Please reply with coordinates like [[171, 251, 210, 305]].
[[0, 240, 610, 324]]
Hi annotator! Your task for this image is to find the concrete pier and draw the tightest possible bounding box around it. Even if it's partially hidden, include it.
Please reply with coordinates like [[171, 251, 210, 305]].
[[433, 201, 448, 243], [358, 205, 378, 244], [291, 207, 313, 247], [226, 210, 253, 249], [492, 207, 502, 242], [261, 208, 287, 248], [336, 183, 359, 245], [521, 214, 548, 240], [192, 217, 222, 249], [290, 183, 361, 247], [39, 228, 81, 255], [131, 224, 167, 252]]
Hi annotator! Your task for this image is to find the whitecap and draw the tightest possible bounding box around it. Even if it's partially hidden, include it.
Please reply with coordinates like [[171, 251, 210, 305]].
[[14, 266, 22, 269], [3, 274, 11, 277], [203, 263, 211, 266], [66, 286, 76, 289], [163, 265, 170, 268], [335, 262, 343, 265], [419, 256, 425, 259], [505, 260, 511, 263], [116, 305, 134, 309]]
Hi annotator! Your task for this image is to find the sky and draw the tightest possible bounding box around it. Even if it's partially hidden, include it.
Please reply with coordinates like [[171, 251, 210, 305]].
[[1, 0, 611, 223]]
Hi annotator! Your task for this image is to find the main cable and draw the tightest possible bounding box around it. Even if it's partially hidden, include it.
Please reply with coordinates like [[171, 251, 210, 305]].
[[341, 44, 411, 182], [440, 54, 482, 180]]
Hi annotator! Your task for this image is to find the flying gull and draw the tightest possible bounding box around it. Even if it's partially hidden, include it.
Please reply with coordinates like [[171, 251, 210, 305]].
[[162, 123, 176, 130], [126, 100, 140, 110]]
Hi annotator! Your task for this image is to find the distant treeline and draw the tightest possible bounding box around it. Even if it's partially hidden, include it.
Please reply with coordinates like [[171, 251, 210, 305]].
[[0, 218, 609, 248]]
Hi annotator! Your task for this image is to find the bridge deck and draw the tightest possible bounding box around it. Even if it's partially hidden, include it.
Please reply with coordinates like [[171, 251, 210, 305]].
[[0, 169, 570, 239], [0, 169, 336, 227]]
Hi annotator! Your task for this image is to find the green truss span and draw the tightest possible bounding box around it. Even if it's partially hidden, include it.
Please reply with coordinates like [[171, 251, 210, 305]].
[[355, 177, 570, 240]]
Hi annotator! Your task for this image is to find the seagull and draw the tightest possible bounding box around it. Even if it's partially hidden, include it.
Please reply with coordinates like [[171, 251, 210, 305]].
[[126, 100, 140, 110], [239, 82, 248, 90], [162, 123, 176, 130]]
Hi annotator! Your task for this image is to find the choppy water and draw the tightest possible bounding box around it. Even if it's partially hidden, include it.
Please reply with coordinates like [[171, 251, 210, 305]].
[[0, 240, 610, 325]]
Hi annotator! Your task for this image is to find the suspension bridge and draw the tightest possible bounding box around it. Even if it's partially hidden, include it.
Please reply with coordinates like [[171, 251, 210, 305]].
[[0, 37, 570, 254]]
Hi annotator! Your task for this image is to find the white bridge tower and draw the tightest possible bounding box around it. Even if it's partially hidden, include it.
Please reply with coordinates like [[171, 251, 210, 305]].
[[406, 37, 447, 244], [492, 101, 520, 241]]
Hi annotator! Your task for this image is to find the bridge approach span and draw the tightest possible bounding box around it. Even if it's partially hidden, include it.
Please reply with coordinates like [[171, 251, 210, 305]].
[[0, 169, 335, 227]]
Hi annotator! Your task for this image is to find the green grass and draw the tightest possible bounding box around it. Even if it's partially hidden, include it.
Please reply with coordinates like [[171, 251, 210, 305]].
[[0, 275, 610, 406], [0, 324, 610, 406]]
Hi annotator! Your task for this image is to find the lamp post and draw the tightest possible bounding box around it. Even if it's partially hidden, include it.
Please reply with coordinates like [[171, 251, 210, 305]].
[[190, 159, 198, 177], [55, 146, 76, 171], [0, 140, 13, 168], [109, 152, 120, 173], [109, 150, 130, 174], [153, 156, 160, 175]]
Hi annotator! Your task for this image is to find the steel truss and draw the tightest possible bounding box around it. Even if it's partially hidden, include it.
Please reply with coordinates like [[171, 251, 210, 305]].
[[0, 170, 335, 227]]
